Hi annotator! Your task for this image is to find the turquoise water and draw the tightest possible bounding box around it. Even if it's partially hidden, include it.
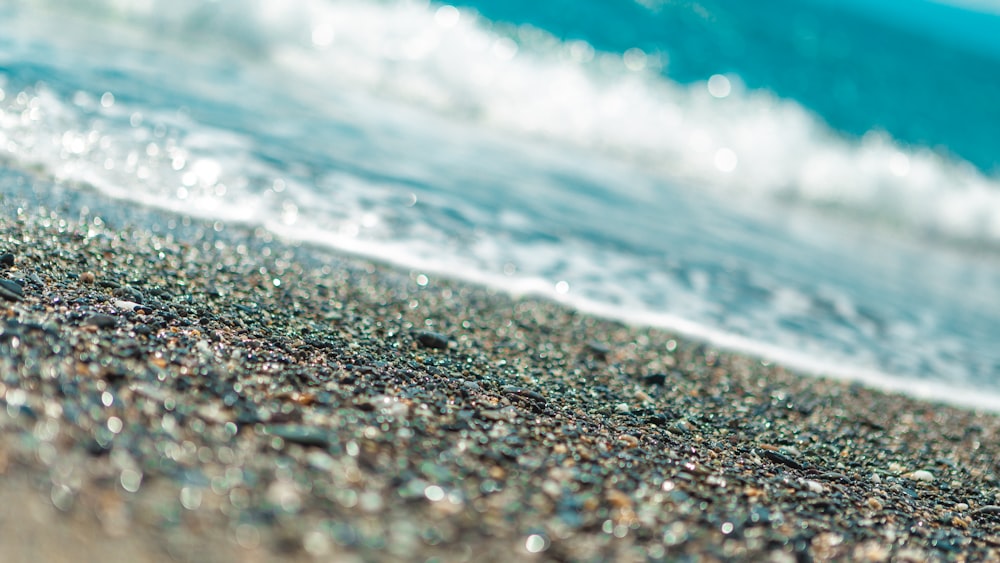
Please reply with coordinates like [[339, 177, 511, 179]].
[[2, 0, 1000, 408]]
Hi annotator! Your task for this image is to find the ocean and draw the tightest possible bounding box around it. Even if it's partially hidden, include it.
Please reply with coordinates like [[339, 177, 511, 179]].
[[1, 0, 999, 409]]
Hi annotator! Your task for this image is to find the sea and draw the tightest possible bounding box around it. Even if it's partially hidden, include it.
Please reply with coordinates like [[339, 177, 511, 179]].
[[2, 0, 999, 409]]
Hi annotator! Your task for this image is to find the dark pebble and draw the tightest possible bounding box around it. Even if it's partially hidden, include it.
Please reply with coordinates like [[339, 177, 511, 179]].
[[0, 278, 24, 301], [646, 413, 670, 426], [83, 314, 118, 329], [115, 286, 144, 303], [586, 341, 610, 358], [504, 386, 546, 405], [83, 438, 112, 456], [761, 449, 805, 470], [642, 373, 668, 386], [415, 330, 450, 350], [0, 253, 14, 268]]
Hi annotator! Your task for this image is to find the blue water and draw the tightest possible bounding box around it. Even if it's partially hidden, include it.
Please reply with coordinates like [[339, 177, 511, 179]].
[[2, 0, 1000, 409]]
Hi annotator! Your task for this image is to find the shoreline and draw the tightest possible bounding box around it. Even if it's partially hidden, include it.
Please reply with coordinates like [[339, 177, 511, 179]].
[[2, 180, 1000, 561]]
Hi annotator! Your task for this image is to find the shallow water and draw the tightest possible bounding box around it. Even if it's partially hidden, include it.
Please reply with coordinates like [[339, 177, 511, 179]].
[[1, 0, 1000, 408]]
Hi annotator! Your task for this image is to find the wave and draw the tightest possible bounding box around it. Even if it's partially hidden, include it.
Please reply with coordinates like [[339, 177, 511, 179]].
[[7, 0, 1000, 249]]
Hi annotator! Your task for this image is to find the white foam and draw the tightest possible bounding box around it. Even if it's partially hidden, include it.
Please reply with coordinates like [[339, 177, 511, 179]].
[[11, 0, 1000, 245]]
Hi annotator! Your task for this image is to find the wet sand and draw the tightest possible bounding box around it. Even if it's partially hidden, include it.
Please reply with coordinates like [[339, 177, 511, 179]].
[[2, 182, 1000, 562]]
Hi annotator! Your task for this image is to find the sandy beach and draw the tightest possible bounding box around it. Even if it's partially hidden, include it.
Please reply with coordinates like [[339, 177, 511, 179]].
[[1, 180, 1000, 562]]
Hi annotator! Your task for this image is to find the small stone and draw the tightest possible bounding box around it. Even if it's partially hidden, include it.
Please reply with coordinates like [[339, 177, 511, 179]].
[[646, 413, 669, 426], [415, 330, 449, 350], [479, 408, 516, 422], [0, 253, 14, 268], [781, 446, 803, 457], [115, 286, 144, 303], [668, 421, 691, 435], [586, 341, 610, 357], [84, 314, 118, 329], [866, 497, 884, 511], [803, 480, 825, 493], [504, 387, 546, 405], [0, 278, 23, 301], [618, 434, 640, 448], [113, 300, 141, 311], [642, 373, 667, 386], [903, 470, 935, 482], [761, 449, 804, 470], [80, 272, 96, 284]]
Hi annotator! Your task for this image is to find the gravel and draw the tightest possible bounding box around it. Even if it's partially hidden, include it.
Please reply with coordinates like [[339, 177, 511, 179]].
[[2, 178, 1000, 562]]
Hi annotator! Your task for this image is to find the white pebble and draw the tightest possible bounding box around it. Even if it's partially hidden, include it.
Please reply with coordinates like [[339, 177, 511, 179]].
[[903, 470, 935, 482], [113, 299, 140, 311], [804, 479, 825, 493]]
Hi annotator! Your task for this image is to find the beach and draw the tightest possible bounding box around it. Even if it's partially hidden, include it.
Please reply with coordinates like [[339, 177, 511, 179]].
[[1, 183, 1000, 563]]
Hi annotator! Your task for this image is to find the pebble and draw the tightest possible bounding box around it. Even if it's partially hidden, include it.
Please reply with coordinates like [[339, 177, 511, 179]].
[[83, 314, 118, 329], [618, 434, 640, 448], [115, 286, 144, 303], [113, 299, 142, 311], [667, 420, 691, 435], [0, 253, 14, 268], [646, 414, 669, 426], [505, 388, 546, 408], [803, 479, 825, 493], [0, 278, 23, 301], [761, 449, 804, 471], [903, 470, 935, 482], [479, 408, 516, 422], [642, 373, 667, 386], [586, 341, 610, 357], [415, 330, 450, 350]]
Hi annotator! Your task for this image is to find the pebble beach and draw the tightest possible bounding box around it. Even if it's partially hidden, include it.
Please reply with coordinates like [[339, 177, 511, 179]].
[[2, 179, 1000, 562]]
